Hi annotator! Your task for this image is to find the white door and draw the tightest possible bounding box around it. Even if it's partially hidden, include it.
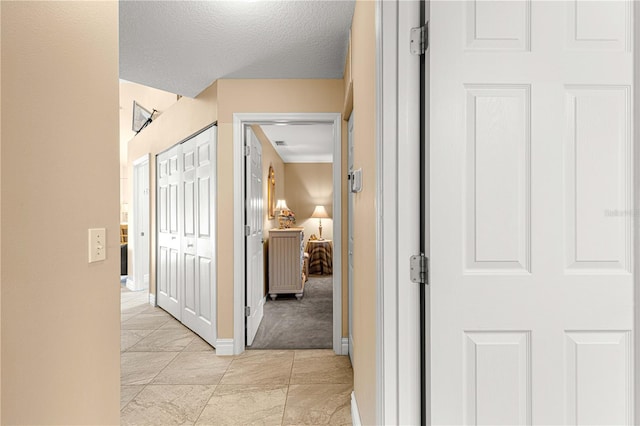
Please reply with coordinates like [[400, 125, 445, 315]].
[[246, 126, 264, 346], [181, 129, 217, 345], [430, 1, 633, 424], [157, 145, 181, 319], [347, 113, 354, 363], [132, 155, 150, 292]]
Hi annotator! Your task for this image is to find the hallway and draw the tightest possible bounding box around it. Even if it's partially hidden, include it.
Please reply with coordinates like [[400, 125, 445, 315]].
[[121, 288, 353, 425]]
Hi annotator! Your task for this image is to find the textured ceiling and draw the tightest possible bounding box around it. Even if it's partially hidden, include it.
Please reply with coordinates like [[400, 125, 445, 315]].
[[260, 123, 334, 163], [120, 0, 355, 97]]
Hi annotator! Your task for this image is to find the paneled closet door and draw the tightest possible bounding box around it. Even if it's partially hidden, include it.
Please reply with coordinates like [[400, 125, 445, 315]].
[[156, 126, 217, 346], [156, 145, 181, 319], [181, 128, 216, 345]]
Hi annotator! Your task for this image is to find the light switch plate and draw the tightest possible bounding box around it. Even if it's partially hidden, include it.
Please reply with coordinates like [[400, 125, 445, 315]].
[[88, 228, 106, 263]]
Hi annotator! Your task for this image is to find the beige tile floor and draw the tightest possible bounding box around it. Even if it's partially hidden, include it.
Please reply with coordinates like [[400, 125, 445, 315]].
[[121, 288, 353, 425]]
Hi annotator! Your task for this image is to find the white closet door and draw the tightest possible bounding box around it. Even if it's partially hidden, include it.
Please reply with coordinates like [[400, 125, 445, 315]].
[[157, 145, 181, 319], [181, 128, 217, 345], [430, 1, 633, 424], [156, 127, 217, 346]]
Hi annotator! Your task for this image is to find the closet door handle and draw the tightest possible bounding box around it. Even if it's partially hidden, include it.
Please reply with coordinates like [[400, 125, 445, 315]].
[[187, 243, 194, 248]]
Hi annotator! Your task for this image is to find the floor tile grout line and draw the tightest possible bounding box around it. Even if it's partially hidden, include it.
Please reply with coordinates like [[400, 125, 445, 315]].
[[281, 384, 291, 426], [120, 384, 146, 413], [191, 384, 218, 425], [279, 350, 298, 425], [192, 353, 236, 425]]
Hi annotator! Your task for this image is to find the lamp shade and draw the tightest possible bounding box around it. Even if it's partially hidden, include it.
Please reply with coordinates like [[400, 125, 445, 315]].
[[311, 205, 330, 219], [275, 199, 289, 211]]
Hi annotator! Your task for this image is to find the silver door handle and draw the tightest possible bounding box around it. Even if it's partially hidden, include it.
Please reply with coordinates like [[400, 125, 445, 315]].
[[140, 232, 145, 236], [187, 244, 194, 248], [171, 236, 176, 240]]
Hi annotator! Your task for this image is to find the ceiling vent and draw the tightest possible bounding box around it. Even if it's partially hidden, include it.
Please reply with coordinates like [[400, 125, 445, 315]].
[[274, 140, 287, 146]]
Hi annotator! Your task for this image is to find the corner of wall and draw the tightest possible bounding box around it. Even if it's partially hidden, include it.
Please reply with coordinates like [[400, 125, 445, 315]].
[[0, 1, 3, 419]]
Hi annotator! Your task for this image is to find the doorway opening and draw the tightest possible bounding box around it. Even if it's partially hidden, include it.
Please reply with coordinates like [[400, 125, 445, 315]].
[[232, 112, 344, 356]]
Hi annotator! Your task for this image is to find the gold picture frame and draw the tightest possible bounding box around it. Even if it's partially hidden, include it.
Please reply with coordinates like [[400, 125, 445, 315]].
[[267, 165, 276, 219]]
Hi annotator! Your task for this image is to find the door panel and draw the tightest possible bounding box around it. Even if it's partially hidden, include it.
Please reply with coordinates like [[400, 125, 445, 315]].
[[181, 128, 217, 345], [157, 127, 217, 345], [132, 156, 150, 291], [157, 146, 181, 318], [246, 127, 264, 346], [430, 1, 633, 424]]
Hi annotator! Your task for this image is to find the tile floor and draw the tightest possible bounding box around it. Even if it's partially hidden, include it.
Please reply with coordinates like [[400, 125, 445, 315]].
[[121, 288, 353, 425]]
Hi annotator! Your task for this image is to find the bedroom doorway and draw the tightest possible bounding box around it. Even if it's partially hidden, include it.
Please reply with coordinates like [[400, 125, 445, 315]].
[[232, 112, 344, 356], [249, 123, 335, 349]]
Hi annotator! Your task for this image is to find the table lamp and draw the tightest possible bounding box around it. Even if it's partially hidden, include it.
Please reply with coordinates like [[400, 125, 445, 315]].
[[311, 205, 330, 240], [276, 199, 289, 229]]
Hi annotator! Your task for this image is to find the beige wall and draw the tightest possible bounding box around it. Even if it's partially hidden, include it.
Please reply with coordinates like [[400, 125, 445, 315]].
[[127, 82, 218, 295], [285, 163, 334, 247], [126, 78, 347, 343], [350, 1, 378, 424], [0, 3, 3, 419], [119, 82, 178, 222], [216, 79, 345, 339], [1, 2, 120, 423], [119, 81, 178, 167]]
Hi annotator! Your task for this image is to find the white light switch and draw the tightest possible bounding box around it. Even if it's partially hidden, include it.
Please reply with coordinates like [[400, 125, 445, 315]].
[[88, 228, 106, 263]]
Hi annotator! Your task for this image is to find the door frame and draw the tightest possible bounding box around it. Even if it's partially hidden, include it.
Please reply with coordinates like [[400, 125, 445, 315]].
[[375, 0, 423, 424], [232, 112, 343, 356], [130, 153, 151, 293], [347, 113, 354, 364], [634, 0, 639, 418]]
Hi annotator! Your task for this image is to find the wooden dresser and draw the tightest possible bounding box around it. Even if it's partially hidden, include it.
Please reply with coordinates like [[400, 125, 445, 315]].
[[268, 228, 305, 300]]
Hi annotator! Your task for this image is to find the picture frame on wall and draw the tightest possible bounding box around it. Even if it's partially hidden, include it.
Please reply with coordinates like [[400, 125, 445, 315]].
[[267, 165, 276, 219]]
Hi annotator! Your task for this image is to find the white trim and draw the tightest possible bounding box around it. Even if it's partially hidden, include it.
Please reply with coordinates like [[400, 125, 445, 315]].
[[233, 116, 245, 355], [377, 0, 422, 424], [341, 337, 349, 355], [214, 338, 234, 356], [148, 292, 156, 307], [126, 277, 136, 292], [351, 391, 362, 426], [376, 1, 393, 424], [233, 112, 343, 356], [634, 0, 639, 420]]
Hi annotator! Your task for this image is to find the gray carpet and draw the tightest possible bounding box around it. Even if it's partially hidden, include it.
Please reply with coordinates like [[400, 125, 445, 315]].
[[249, 275, 332, 349]]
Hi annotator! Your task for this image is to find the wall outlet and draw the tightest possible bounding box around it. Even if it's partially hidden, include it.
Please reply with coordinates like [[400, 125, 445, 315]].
[[88, 228, 106, 263]]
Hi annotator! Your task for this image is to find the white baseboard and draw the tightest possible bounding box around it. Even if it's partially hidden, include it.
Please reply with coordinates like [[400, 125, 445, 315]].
[[215, 338, 234, 356], [126, 277, 136, 291], [148, 292, 156, 306], [341, 337, 349, 356], [351, 391, 362, 426]]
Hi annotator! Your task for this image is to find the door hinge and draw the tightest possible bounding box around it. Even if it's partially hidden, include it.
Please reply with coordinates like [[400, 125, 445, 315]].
[[245, 306, 250, 317], [410, 254, 428, 284], [244, 225, 251, 236], [410, 22, 428, 56], [244, 145, 251, 156]]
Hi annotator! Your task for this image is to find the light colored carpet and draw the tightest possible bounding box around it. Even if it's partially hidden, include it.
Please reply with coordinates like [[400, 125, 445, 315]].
[[249, 275, 332, 349]]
